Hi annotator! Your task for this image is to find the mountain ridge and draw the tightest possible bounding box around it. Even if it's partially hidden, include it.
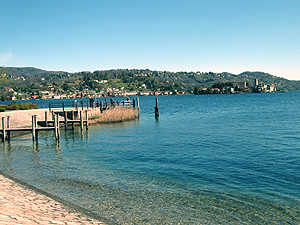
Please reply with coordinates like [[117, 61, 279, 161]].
[[1, 67, 300, 95]]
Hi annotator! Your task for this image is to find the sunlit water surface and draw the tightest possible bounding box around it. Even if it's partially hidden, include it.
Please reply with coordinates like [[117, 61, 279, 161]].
[[1, 93, 300, 224]]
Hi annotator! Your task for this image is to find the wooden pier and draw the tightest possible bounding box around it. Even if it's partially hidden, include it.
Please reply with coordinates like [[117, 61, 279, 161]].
[[0, 97, 139, 142], [1, 110, 88, 142]]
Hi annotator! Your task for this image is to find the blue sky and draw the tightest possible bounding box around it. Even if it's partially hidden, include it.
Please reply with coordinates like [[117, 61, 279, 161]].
[[1, 0, 300, 80]]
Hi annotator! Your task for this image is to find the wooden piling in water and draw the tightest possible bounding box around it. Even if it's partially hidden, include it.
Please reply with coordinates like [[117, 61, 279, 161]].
[[71, 110, 75, 130], [2, 117, 6, 142], [100, 101, 103, 113], [6, 116, 10, 141], [45, 111, 48, 127], [80, 110, 83, 130], [85, 110, 88, 130], [64, 111, 67, 130], [155, 97, 159, 117], [54, 114, 60, 140], [34, 115, 38, 140], [32, 115, 36, 141], [54, 114, 58, 139]]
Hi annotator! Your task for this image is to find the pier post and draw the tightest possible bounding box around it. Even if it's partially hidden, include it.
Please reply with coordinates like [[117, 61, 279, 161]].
[[80, 110, 83, 130], [32, 115, 36, 141], [57, 114, 60, 139], [100, 101, 103, 113], [6, 116, 10, 141], [155, 97, 159, 117], [54, 114, 60, 140], [105, 99, 108, 109], [54, 114, 58, 139], [71, 110, 75, 130], [137, 98, 140, 115], [45, 111, 48, 127], [2, 117, 6, 142], [64, 111, 67, 130], [34, 115, 38, 141], [127, 97, 130, 106], [85, 110, 89, 130], [133, 99, 136, 108]]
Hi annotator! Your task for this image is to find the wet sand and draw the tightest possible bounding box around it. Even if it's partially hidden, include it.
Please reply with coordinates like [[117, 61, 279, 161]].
[[0, 172, 109, 224]]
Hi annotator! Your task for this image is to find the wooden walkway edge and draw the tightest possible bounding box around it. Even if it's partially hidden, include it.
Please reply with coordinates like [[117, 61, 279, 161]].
[[1, 110, 88, 142]]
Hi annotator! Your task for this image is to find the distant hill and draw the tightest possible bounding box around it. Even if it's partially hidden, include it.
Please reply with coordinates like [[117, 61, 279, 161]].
[[1, 67, 300, 94], [4, 67, 67, 77]]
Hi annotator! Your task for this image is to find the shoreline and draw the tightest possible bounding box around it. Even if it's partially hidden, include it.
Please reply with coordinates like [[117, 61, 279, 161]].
[[0, 170, 116, 225]]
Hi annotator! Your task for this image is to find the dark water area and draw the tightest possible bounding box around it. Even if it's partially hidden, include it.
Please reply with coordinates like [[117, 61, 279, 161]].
[[1, 92, 300, 224]]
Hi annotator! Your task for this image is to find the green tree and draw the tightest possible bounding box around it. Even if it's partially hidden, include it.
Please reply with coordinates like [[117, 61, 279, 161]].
[[0, 67, 9, 85]]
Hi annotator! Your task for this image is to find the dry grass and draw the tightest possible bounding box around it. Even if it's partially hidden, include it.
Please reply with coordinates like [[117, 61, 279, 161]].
[[88, 106, 139, 124]]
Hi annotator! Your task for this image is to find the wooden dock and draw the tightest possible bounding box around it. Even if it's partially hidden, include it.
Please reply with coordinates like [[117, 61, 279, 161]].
[[1, 110, 88, 142], [0, 97, 139, 142]]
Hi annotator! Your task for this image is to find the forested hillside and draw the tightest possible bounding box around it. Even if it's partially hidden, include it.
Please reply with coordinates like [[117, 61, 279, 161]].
[[0, 67, 299, 100]]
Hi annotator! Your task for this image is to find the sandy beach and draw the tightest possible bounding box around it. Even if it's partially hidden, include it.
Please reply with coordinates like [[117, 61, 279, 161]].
[[0, 172, 107, 224], [0, 109, 112, 224]]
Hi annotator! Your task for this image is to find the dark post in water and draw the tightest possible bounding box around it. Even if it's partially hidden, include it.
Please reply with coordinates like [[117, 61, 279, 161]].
[[155, 97, 159, 117]]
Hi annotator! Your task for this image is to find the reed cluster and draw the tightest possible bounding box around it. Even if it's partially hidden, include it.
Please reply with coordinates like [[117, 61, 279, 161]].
[[88, 106, 139, 124]]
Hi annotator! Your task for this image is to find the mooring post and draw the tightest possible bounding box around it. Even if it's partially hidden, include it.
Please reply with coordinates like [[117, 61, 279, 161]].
[[110, 98, 114, 108], [64, 111, 67, 130], [85, 110, 89, 130], [71, 110, 75, 130], [155, 97, 159, 117], [137, 98, 140, 115], [54, 114, 60, 140], [57, 114, 60, 139], [105, 99, 108, 109], [80, 110, 83, 130], [32, 115, 36, 141], [34, 115, 38, 141], [100, 101, 103, 113], [6, 116, 10, 141], [75, 101, 78, 111], [54, 114, 58, 139], [45, 111, 48, 127], [62, 102, 65, 112], [2, 117, 6, 142], [133, 99, 136, 108]]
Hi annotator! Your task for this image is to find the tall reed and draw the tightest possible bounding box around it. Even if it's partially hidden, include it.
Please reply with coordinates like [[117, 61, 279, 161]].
[[88, 106, 139, 124]]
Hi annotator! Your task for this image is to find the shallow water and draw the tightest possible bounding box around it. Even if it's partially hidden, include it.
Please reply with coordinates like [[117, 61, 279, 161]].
[[1, 92, 300, 224]]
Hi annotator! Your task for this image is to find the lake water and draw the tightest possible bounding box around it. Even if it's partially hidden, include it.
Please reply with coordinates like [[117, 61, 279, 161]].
[[0, 93, 300, 224]]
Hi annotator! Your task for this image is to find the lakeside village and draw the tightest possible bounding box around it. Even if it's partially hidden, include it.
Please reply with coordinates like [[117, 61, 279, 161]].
[[4, 78, 276, 101]]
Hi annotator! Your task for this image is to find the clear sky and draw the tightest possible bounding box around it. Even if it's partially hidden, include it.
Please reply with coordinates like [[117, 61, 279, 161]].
[[1, 0, 300, 80]]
